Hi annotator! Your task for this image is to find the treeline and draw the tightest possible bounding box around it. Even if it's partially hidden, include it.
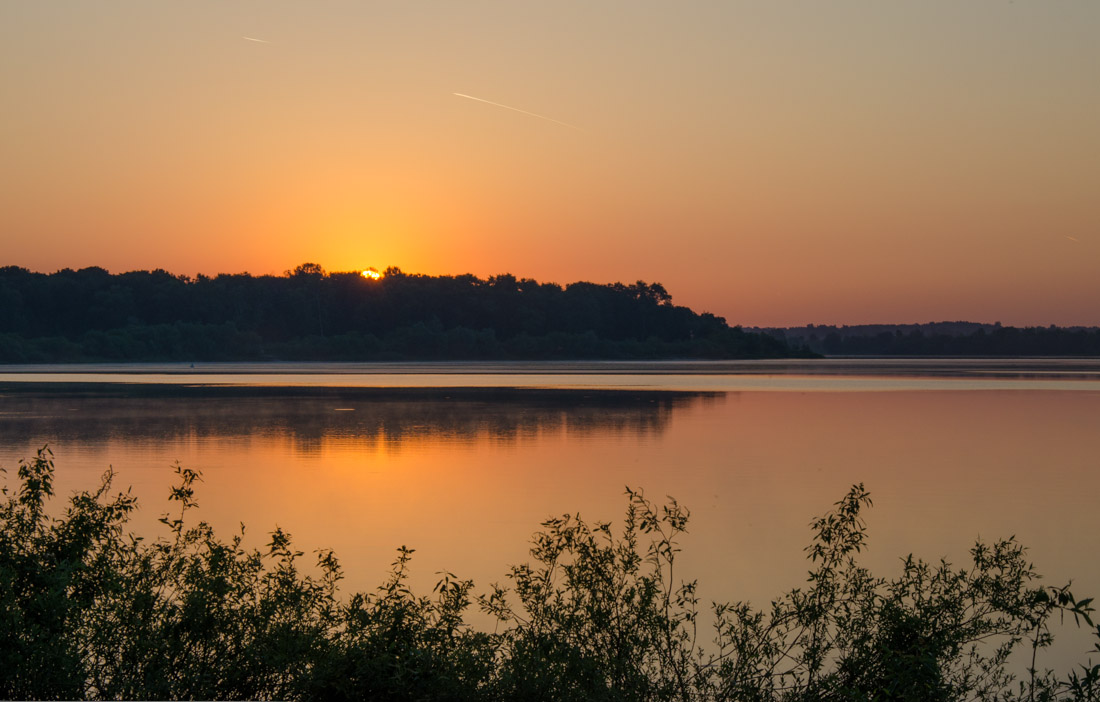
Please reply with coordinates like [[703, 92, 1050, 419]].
[[0, 265, 804, 362], [3, 449, 1098, 701], [760, 322, 1100, 356]]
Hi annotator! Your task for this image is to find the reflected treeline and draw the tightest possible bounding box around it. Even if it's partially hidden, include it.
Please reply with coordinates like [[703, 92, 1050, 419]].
[[0, 386, 722, 454]]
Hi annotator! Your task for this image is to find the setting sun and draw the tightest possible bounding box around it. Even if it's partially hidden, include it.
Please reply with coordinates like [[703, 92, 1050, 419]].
[[361, 268, 383, 280]]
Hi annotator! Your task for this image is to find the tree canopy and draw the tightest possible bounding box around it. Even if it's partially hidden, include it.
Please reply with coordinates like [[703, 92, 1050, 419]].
[[0, 265, 805, 362]]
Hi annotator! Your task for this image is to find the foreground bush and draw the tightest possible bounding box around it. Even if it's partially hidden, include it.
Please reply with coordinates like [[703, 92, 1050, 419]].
[[1, 448, 1098, 700]]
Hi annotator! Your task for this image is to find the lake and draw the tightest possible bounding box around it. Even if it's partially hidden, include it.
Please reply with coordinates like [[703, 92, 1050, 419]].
[[2, 359, 1099, 670]]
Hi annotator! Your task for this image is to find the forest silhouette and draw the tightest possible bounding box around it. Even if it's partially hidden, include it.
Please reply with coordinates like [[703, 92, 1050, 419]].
[[0, 265, 804, 362]]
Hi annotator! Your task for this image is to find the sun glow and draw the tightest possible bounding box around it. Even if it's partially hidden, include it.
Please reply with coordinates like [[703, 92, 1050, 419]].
[[361, 268, 383, 280]]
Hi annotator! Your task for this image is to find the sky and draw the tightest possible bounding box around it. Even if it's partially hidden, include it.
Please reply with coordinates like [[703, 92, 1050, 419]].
[[1, 1, 1097, 327]]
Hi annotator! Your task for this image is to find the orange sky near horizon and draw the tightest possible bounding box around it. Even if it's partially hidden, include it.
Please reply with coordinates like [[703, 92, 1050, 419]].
[[2, 1, 1097, 327]]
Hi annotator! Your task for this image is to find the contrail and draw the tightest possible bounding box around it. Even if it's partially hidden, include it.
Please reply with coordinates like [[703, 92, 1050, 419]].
[[242, 36, 269, 43], [453, 93, 582, 131], [1065, 235, 1080, 242]]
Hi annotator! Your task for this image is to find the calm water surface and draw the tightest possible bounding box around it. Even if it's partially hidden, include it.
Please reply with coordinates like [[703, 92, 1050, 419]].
[[2, 360, 1099, 667]]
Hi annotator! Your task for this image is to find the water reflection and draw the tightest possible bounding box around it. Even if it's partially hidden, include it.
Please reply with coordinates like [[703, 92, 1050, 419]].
[[0, 387, 719, 456], [1, 379, 1097, 675]]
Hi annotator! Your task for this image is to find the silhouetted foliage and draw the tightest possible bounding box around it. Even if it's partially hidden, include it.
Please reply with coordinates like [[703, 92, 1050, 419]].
[[3, 448, 1098, 700], [0, 265, 806, 361]]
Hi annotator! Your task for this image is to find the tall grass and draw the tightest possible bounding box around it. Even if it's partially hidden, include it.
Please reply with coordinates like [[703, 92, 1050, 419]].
[[2, 447, 1098, 700]]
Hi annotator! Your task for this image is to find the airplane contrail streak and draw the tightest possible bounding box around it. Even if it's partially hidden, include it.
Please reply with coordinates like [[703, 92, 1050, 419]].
[[453, 93, 582, 131], [242, 36, 269, 43]]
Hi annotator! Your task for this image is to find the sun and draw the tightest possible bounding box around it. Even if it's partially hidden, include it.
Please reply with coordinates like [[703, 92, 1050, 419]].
[[361, 268, 383, 280]]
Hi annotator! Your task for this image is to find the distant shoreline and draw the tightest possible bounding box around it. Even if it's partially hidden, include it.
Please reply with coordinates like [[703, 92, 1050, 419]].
[[757, 322, 1100, 356]]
